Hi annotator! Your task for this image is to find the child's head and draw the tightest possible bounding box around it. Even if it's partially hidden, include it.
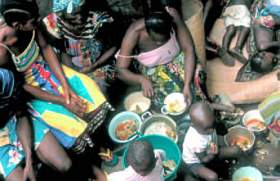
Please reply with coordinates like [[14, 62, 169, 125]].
[[190, 101, 215, 135], [127, 140, 156, 176], [1, 0, 39, 31], [250, 52, 278, 73], [145, 11, 172, 42]]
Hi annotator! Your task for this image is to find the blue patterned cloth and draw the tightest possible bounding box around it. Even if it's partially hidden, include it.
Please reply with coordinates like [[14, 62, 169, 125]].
[[0, 68, 49, 178], [52, 0, 82, 13]]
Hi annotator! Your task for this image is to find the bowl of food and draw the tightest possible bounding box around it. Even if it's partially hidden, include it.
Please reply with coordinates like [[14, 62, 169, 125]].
[[161, 92, 188, 116], [243, 110, 267, 133], [122, 135, 181, 181], [140, 113, 178, 143], [224, 126, 255, 152], [124, 91, 151, 114], [108, 111, 142, 144], [232, 166, 263, 181]]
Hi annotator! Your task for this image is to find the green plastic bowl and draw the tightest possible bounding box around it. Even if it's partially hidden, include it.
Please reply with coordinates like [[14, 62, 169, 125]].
[[232, 166, 263, 181], [122, 135, 181, 181]]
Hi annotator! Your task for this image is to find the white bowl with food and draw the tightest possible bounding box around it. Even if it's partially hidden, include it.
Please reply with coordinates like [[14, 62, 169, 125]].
[[124, 91, 151, 114], [161, 92, 188, 116], [242, 110, 267, 133]]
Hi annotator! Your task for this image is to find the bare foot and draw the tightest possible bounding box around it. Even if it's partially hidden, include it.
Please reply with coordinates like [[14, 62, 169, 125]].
[[229, 48, 248, 64], [217, 48, 235, 66]]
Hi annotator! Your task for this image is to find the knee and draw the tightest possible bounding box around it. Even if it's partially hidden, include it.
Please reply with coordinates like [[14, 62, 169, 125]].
[[56, 157, 72, 173], [206, 172, 218, 181]]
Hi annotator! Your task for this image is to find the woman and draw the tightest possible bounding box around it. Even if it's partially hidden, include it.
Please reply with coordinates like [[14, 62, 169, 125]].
[[42, 0, 118, 93], [0, 0, 113, 154], [116, 6, 206, 107], [0, 67, 72, 181]]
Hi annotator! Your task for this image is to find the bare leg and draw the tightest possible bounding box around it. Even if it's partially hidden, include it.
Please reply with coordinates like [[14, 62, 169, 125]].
[[36, 132, 72, 173], [193, 166, 218, 181], [6, 167, 24, 181], [218, 25, 236, 66], [222, 25, 236, 50], [230, 26, 250, 63]]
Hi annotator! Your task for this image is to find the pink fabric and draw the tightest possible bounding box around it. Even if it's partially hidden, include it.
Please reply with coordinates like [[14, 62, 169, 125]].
[[108, 152, 164, 181], [137, 33, 180, 67], [116, 33, 180, 68]]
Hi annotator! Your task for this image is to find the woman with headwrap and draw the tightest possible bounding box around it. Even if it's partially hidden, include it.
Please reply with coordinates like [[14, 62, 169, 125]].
[[0, 68, 72, 180], [0, 0, 114, 154], [42, 0, 118, 93]]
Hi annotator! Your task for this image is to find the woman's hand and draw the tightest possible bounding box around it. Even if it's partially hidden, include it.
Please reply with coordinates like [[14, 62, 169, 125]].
[[23, 157, 36, 181], [140, 77, 154, 98], [62, 85, 87, 117], [183, 84, 192, 106]]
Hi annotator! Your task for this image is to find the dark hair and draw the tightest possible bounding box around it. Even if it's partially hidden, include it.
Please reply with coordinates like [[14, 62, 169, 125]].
[[127, 140, 155, 172], [250, 52, 277, 73], [145, 11, 172, 37], [1, 0, 39, 26]]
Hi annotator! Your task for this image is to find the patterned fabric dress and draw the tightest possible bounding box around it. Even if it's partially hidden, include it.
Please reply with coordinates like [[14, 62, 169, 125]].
[[4, 31, 113, 153], [141, 52, 208, 107], [0, 68, 49, 178], [43, 12, 117, 92]]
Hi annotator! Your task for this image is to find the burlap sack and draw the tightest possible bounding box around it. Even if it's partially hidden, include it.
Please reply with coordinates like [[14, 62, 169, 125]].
[[181, 0, 206, 63], [207, 19, 280, 104]]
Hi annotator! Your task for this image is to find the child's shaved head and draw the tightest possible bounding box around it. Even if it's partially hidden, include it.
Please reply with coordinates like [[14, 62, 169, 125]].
[[189, 101, 215, 134], [127, 140, 156, 176]]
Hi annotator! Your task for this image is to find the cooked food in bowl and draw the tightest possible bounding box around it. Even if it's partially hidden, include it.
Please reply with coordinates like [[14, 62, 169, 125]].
[[166, 99, 185, 113], [240, 178, 255, 181], [230, 135, 252, 151], [144, 122, 177, 141], [115, 119, 137, 140], [163, 92, 187, 114], [245, 119, 266, 131], [124, 91, 151, 114], [163, 160, 176, 177]]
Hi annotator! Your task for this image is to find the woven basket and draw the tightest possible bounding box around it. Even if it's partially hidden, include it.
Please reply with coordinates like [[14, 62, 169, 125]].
[[181, 0, 206, 63]]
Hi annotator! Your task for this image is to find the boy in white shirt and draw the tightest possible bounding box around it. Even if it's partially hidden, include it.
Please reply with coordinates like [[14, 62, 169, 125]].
[[182, 102, 240, 181]]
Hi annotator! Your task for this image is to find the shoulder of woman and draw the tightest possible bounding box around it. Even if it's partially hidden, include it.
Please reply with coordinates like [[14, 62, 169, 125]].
[[128, 18, 145, 33]]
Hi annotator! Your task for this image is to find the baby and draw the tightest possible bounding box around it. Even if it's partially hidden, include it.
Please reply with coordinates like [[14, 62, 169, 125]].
[[219, 0, 254, 66], [182, 101, 240, 181], [108, 140, 164, 181]]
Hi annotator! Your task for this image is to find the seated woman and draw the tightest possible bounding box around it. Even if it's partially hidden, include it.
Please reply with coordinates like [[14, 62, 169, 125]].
[[116, 6, 207, 107], [0, 67, 72, 180], [0, 0, 113, 154], [236, 0, 280, 81], [42, 0, 118, 93]]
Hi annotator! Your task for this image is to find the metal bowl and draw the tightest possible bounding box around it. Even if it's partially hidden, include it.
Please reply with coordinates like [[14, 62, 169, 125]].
[[140, 113, 178, 143], [224, 126, 255, 152]]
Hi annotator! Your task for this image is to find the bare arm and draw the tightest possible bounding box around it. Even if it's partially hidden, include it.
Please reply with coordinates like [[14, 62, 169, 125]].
[[81, 46, 117, 74], [166, 7, 196, 83], [36, 30, 68, 91], [116, 21, 146, 85], [23, 84, 64, 104]]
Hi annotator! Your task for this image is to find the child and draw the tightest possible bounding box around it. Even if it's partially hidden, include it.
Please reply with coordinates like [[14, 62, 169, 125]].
[[219, 0, 254, 66], [182, 101, 240, 181], [108, 140, 165, 181]]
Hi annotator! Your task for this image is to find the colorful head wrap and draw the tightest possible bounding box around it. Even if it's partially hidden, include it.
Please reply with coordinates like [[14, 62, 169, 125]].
[[52, 0, 84, 13]]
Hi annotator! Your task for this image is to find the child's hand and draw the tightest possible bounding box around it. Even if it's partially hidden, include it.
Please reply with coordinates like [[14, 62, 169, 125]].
[[209, 142, 218, 155]]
